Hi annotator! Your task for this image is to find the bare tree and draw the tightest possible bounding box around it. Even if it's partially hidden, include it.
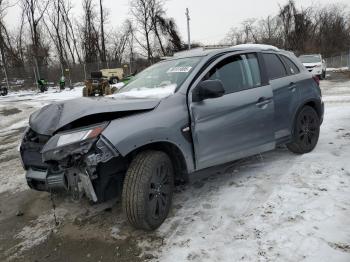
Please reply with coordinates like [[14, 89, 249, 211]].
[[60, 0, 82, 64], [111, 20, 133, 65], [81, 0, 100, 63], [21, 0, 50, 78], [130, 0, 154, 63]]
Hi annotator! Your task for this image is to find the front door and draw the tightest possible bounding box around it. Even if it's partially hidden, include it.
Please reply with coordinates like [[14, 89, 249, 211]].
[[189, 53, 275, 170]]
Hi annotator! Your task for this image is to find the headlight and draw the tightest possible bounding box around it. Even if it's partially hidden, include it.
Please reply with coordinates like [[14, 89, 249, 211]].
[[57, 126, 104, 147], [42, 122, 108, 153]]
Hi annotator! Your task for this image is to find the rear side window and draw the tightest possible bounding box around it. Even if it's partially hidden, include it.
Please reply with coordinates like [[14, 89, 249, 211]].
[[262, 53, 287, 80], [281, 55, 300, 75]]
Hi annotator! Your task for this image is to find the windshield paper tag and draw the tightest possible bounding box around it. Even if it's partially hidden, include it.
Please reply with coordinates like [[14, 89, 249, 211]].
[[167, 66, 192, 73]]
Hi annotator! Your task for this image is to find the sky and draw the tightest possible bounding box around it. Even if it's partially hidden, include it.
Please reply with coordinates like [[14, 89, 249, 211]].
[[3, 0, 349, 45]]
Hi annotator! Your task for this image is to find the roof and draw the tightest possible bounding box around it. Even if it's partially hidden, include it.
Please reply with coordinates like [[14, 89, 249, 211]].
[[171, 44, 281, 59]]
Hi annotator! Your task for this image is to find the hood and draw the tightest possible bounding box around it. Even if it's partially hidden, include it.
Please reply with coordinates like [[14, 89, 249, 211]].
[[302, 62, 322, 67], [29, 97, 161, 135]]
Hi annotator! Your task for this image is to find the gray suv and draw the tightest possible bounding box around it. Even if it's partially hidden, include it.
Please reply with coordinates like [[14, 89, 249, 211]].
[[20, 44, 324, 230]]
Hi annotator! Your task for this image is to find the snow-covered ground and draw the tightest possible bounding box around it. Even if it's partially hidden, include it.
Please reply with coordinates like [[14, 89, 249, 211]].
[[0, 73, 350, 261]]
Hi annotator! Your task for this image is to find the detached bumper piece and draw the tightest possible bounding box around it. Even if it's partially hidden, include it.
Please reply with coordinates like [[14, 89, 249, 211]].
[[26, 167, 67, 191]]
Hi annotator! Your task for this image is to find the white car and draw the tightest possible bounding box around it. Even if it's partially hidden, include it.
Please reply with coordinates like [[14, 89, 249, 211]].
[[299, 54, 327, 79]]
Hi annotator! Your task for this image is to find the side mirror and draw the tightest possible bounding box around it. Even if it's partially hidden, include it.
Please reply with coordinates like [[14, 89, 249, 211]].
[[192, 80, 225, 102]]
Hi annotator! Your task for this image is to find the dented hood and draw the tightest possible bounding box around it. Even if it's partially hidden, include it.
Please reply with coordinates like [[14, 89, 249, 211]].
[[29, 97, 160, 135]]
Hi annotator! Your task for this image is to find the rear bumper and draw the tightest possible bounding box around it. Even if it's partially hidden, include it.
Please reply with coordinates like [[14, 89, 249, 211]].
[[320, 101, 324, 125]]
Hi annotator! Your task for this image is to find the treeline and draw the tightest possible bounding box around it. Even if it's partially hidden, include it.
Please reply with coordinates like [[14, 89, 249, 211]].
[[223, 0, 350, 57], [0, 0, 184, 79]]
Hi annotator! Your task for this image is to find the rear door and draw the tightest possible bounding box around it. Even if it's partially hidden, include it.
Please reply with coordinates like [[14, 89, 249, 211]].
[[189, 53, 275, 170], [262, 53, 300, 141]]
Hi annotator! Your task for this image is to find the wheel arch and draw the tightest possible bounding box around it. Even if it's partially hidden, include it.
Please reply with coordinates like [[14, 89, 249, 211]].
[[301, 99, 323, 120], [291, 98, 323, 135], [124, 141, 189, 183]]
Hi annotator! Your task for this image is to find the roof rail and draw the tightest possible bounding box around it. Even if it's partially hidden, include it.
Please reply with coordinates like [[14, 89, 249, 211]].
[[232, 44, 279, 51], [173, 48, 206, 57]]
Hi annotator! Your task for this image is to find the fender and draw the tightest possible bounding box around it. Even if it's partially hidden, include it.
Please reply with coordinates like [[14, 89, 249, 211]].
[[101, 93, 196, 173]]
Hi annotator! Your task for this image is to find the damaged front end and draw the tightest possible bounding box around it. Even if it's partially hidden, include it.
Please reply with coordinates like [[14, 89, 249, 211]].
[[20, 122, 126, 202]]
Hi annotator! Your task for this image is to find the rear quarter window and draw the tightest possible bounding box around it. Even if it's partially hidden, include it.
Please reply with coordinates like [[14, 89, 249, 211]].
[[262, 53, 287, 80], [281, 55, 300, 75]]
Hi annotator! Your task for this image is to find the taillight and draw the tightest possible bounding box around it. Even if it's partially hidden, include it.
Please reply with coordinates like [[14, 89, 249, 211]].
[[313, 75, 320, 86]]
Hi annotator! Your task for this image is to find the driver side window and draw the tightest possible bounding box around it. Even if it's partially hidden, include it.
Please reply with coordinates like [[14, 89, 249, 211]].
[[203, 54, 260, 94]]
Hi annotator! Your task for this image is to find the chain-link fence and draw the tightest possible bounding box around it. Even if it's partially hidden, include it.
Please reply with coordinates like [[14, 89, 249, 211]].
[[0, 60, 140, 91], [325, 51, 350, 69]]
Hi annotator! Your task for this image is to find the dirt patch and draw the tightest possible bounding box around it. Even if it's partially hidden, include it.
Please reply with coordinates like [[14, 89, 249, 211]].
[[11, 234, 144, 262], [0, 108, 22, 116], [328, 242, 350, 253]]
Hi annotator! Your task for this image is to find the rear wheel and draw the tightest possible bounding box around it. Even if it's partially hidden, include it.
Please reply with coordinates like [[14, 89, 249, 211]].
[[287, 106, 320, 154], [110, 77, 119, 84], [122, 150, 174, 230]]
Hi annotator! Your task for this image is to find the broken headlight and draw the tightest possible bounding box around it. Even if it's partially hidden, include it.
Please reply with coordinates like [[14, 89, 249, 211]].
[[41, 122, 109, 161]]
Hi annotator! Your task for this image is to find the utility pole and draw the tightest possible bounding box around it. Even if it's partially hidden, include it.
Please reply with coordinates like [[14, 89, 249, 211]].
[[186, 8, 191, 50]]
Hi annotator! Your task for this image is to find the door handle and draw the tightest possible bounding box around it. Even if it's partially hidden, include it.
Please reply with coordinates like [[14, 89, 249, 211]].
[[256, 97, 271, 108], [288, 82, 297, 92]]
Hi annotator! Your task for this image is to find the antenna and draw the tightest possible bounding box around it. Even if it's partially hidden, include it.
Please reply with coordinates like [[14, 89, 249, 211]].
[[186, 8, 191, 50]]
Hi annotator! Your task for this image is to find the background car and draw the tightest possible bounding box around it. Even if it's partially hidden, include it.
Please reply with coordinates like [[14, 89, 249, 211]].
[[299, 54, 327, 79]]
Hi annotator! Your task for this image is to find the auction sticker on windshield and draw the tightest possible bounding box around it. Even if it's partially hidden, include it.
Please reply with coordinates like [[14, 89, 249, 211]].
[[167, 66, 192, 73]]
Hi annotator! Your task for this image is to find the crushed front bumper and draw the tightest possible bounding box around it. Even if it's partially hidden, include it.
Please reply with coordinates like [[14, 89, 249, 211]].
[[21, 128, 124, 202]]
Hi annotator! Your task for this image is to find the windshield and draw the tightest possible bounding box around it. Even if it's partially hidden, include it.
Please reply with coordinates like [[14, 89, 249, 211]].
[[113, 57, 201, 99], [299, 55, 321, 63]]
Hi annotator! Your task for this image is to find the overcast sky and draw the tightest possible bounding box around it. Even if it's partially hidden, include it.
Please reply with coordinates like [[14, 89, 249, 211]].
[[3, 0, 349, 44]]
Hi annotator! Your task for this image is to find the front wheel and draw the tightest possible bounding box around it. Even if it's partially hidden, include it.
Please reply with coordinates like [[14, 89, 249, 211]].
[[122, 150, 174, 230], [287, 106, 320, 154]]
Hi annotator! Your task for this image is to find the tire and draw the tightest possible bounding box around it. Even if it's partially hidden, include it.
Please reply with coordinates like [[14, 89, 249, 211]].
[[82, 87, 89, 97], [122, 150, 174, 230], [287, 106, 320, 154], [322, 70, 326, 80], [110, 77, 119, 84], [104, 86, 112, 95]]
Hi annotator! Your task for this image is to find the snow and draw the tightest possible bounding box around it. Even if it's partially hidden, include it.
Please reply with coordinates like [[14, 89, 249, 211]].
[[327, 67, 349, 72], [109, 84, 177, 99], [153, 102, 350, 262], [110, 82, 125, 89]]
